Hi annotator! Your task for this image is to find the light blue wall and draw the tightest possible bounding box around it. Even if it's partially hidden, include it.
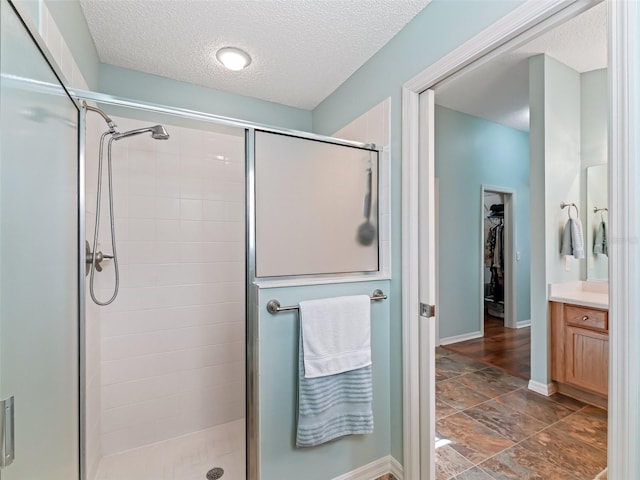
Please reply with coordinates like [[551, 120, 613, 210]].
[[529, 54, 582, 386], [14, 0, 39, 28], [312, 0, 525, 462], [99, 64, 312, 131], [259, 280, 390, 479], [435, 106, 530, 340]]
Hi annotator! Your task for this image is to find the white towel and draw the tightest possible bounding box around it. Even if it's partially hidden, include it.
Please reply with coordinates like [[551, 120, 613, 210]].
[[299, 295, 371, 379], [570, 218, 585, 259]]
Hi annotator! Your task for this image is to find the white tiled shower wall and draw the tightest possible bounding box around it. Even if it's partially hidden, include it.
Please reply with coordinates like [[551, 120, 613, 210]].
[[85, 115, 246, 461]]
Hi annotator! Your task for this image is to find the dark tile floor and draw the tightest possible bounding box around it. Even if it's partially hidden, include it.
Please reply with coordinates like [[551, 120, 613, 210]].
[[435, 347, 608, 480]]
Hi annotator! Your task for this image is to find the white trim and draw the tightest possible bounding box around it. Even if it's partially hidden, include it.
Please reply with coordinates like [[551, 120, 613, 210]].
[[401, 1, 638, 479], [528, 380, 558, 397], [254, 274, 391, 289], [517, 319, 532, 328], [608, 2, 639, 480], [401, 86, 421, 480], [480, 186, 517, 331], [390, 457, 404, 480], [439, 331, 483, 346], [329, 456, 397, 480], [418, 91, 436, 480], [403, 1, 596, 94]]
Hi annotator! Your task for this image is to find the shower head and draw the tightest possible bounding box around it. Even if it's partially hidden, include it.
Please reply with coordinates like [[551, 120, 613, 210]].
[[150, 125, 170, 140], [113, 125, 170, 141]]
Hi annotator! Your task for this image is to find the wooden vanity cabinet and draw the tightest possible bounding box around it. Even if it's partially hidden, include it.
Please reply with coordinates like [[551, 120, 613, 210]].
[[550, 302, 608, 406]]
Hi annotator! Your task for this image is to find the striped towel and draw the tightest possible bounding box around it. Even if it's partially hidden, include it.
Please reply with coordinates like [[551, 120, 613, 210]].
[[296, 336, 373, 447]]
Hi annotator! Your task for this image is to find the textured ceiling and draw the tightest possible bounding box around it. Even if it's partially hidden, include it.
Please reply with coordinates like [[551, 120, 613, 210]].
[[435, 2, 607, 131], [80, 0, 431, 110]]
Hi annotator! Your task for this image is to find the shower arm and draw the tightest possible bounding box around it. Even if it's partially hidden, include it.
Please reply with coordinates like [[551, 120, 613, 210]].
[[112, 127, 154, 140], [82, 101, 118, 133]]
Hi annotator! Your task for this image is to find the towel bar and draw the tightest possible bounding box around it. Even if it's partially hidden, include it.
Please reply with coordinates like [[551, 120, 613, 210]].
[[266, 289, 387, 314]]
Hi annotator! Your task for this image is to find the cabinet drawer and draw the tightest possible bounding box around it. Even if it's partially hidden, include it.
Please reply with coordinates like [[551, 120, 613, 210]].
[[565, 305, 608, 331]]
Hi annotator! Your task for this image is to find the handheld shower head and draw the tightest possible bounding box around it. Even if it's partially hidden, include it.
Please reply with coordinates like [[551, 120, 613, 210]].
[[150, 125, 170, 140], [113, 125, 170, 141]]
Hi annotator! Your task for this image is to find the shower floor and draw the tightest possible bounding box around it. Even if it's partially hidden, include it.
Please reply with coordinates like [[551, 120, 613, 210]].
[[95, 419, 245, 480]]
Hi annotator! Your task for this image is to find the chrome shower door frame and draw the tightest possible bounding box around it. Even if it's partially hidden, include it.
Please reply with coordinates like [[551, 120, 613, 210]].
[[72, 88, 376, 480]]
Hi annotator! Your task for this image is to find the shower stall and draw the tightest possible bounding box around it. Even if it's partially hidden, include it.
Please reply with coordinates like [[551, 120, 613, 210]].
[[82, 106, 247, 480], [0, 2, 381, 479]]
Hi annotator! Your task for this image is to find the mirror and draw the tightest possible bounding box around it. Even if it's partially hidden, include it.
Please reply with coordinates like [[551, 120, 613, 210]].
[[587, 164, 608, 280]]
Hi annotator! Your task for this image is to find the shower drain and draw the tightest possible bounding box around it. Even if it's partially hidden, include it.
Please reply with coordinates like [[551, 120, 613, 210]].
[[206, 467, 224, 479]]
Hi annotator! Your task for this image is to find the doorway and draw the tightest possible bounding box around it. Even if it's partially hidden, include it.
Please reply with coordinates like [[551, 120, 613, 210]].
[[401, 1, 638, 479], [441, 187, 531, 379]]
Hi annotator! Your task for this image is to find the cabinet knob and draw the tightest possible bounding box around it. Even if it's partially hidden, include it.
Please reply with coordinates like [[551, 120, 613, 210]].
[[582, 316, 589, 322]]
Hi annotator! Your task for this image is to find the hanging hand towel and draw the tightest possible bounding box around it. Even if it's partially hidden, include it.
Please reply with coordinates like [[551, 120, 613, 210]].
[[561, 219, 573, 256], [570, 218, 585, 259], [594, 220, 608, 256], [299, 295, 371, 378], [296, 338, 374, 447]]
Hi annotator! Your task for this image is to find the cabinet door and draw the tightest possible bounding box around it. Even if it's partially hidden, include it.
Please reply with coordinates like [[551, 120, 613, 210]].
[[565, 326, 608, 396]]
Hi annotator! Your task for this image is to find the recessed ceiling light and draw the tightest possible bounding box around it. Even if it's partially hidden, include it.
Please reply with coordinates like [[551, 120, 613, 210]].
[[216, 47, 252, 71]]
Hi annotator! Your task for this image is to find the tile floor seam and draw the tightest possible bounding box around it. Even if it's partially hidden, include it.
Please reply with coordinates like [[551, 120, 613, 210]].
[[457, 409, 517, 444], [444, 391, 601, 479], [468, 414, 591, 480], [485, 387, 570, 427], [509, 420, 603, 480], [444, 410, 516, 466]]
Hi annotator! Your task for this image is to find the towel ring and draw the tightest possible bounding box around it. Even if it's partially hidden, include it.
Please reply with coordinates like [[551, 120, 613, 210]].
[[560, 202, 579, 219]]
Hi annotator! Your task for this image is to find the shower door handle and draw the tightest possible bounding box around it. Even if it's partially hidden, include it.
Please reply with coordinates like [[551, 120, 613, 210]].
[[0, 396, 15, 469]]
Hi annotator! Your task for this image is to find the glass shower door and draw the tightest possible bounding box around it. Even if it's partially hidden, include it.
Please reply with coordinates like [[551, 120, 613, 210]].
[[0, 1, 80, 479]]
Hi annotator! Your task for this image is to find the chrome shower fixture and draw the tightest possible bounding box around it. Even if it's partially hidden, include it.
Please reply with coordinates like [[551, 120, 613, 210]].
[[83, 102, 170, 306], [113, 124, 170, 141], [82, 101, 117, 133]]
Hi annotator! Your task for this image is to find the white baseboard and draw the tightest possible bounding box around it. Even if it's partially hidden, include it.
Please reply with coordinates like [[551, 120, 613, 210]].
[[517, 319, 531, 328], [331, 455, 401, 480], [390, 456, 403, 479], [528, 380, 557, 396], [439, 331, 482, 345]]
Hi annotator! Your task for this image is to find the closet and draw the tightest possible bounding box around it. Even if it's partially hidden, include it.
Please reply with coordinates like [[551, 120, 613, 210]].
[[484, 192, 506, 321]]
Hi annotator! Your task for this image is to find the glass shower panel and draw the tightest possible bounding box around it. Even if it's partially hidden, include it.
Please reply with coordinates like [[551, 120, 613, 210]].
[[254, 131, 379, 277], [0, 1, 80, 479]]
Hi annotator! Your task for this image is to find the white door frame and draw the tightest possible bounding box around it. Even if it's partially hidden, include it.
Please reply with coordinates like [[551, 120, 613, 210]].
[[481, 186, 517, 331], [401, 0, 639, 479]]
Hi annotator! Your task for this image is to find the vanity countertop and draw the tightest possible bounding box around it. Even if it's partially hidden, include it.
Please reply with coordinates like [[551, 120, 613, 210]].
[[548, 281, 609, 310]]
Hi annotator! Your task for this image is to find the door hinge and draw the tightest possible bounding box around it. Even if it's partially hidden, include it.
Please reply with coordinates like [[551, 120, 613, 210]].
[[420, 303, 436, 318], [0, 396, 15, 468]]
